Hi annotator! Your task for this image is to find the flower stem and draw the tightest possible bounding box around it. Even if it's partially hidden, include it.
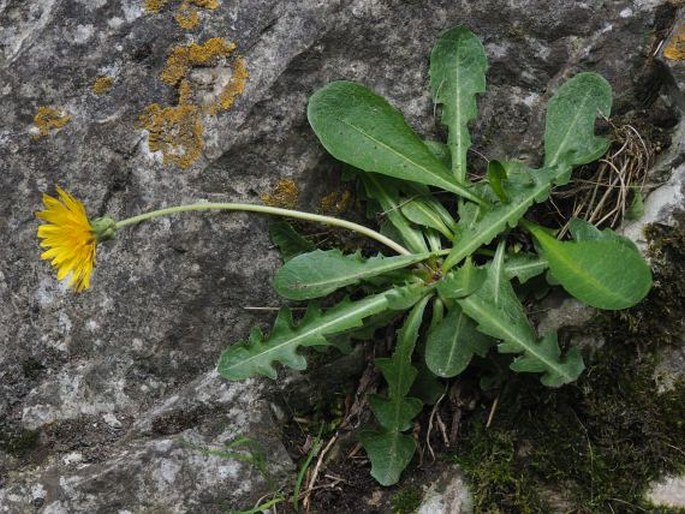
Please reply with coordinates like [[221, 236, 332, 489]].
[[115, 203, 412, 255]]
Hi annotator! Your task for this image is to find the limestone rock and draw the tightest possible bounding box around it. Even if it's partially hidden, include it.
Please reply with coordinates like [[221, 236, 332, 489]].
[[1, 0, 681, 511]]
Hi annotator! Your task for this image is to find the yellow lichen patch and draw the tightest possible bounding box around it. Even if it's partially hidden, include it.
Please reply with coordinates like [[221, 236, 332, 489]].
[[319, 190, 352, 215], [33, 106, 71, 138], [175, 2, 200, 29], [664, 24, 685, 61], [139, 35, 247, 169], [138, 102, 204, 169], [189, 0, 218, 8], [261, 179, 300, 209], [144, 0, 171, 13], [212, 56, 248, 113], [178, 79, 193, 105], [92, 76, 114, 95], [161, 37, 236, 86]]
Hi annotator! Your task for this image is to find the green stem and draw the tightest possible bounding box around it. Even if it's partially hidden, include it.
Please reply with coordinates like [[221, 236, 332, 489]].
[[115, 203, 412, 256]]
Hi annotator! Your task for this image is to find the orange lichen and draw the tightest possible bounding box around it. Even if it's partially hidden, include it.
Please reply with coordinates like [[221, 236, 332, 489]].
[[33, 107, 71, 138], [138, 102, 204, 169], [319, 190, 352, 214], [189, 0, 218, 8], [261, 179, 300, 209], [139, 36, 247, 169], [145, 0, 218, 27], [211, 56, 248, 112], [664, 24, 685, 61], [144, 0, 171, 13], [161, 38, 236, 86], [178, 79, 193, 105], [175, 2, 200, 29], [92, 76, 114, 95]]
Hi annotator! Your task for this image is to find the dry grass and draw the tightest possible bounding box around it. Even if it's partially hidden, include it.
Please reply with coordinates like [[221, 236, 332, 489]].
[[552, 120, 655, 237]]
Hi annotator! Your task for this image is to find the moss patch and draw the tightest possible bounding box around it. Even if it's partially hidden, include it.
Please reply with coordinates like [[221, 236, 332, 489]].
[[455, 220, 685, 513], [0, 422, 39, 458], [391, 486, 424, 514]]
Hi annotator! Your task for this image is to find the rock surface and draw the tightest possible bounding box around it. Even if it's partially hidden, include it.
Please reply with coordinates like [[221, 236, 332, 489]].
[[416, 465, 472, 514], [1, 0, 683, 512]]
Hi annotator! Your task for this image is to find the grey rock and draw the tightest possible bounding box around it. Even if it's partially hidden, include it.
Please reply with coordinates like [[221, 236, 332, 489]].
[[416, 465, 472, 514], [1, 0, 681, 511], [647, 475, 685, 508]]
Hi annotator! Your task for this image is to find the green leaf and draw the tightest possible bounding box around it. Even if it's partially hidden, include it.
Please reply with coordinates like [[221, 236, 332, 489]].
[[487, 160, 509, 203], [401, 197, 455, 238], [430, 26, 488, 183], [269, 222, 315, 262], [443, 163, 567, 271], [369, 395, 423, 433], [410, 361, 445, 405], [274, 249, 433, 300], [437, 258, 485, 299], [425, 304, 492, 378], [424, 139, 452, 168], [375, 296, 431, 400], [568, 217, 602, 241], [504, 253, 548, 284], [457, 244, 585, 386], [361, 173, 428, 254], [217, 285, 427, 380], [400, 181, 459, 233], [508, 332, 583, 388], [526, 223, 652, 310], [359, 430, 417, 486], [626, 189, 645, 220], [363, 297, 429, 485], [544, 73, 612, 169], [307, 81, 483, 204]]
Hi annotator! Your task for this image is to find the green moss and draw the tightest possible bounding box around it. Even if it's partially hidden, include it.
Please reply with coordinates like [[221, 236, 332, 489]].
[[454, 424, 549, 513], [391, 485, 424, 514], [0, 422, 39, 458], [455, 221, 685, 513]]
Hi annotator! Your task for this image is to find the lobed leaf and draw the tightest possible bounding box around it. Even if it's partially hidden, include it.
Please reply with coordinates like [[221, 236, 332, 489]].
[[437, 258, 485, 299], [307, 81, 484, 204], [504, 253, 548, 284], [375, 295, 431, 400], [274, 249, 433, 300], [457, 244, 585, 386], [430, 26, 488, 183], [217, 285, 428, 380], [443, 163, 566, 271], [269, 221, 315, 262], [359, 430, 417, 486], [362, 297, 430, 486]]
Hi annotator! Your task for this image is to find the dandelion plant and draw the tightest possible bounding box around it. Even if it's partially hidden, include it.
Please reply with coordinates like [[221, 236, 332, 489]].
[[37, 26, 652, 486]]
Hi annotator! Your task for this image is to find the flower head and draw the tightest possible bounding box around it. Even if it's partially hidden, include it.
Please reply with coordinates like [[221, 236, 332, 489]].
[[36, 187, 98, 292]]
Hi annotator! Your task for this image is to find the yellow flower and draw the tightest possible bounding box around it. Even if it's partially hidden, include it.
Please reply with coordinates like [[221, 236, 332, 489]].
[[36, 187, 97, 292]]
